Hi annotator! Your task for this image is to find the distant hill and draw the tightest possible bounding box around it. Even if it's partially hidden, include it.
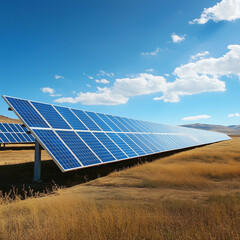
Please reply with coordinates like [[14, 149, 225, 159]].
[[0, 115, 21, 124], [181, 123, 240, 135]]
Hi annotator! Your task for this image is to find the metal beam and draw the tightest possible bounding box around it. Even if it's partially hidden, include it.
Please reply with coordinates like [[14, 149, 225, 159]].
[[33, 140, 41, 182]]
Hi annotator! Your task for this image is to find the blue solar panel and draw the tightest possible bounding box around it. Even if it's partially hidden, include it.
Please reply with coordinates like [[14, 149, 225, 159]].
[[4, 133, 17, 142], [0, 133, 9, 143], [56, 131, 101, 166], [0, 123, 7, 132], [85, 111, 112, 132], [135, 134, 159, 152], [55, 106, 88, 131], [119, 117, 138, 132], [93, 132, 128, 160], [147, 134, 170, 151], [0, 123, 34, 144], [4, 97, 49, 128], [32, 102, 71, 129], [106, 132, 138, 158], [2, 123, 13, 132], [117, 133, 146, 156], [16, 133, 27, 142], [33, 129, 82, 170], [72, 109, 101, 131], [127, 134, 153, 154], [106, 115, 130, 132], [127, 119, 145, 133], [97, 113, 122, 132], [3, 95, 231, 172], [140, 134, 162, 152], [78, 132, 115, 163]]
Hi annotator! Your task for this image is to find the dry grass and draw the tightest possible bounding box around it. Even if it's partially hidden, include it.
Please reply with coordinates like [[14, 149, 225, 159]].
[[91, 137, 240, 190], [0, 193, 240, 240], [0, 147, 49, 165], [0, 136, 240, 239]]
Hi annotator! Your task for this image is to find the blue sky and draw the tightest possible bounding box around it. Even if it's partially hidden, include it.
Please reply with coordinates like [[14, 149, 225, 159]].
[[0, 0, 240, 125]]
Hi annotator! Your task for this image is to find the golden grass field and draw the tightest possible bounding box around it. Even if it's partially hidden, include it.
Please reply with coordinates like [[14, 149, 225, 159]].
[[0, 136, 240, 239]]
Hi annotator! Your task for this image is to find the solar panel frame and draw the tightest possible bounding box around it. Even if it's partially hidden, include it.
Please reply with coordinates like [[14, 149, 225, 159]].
[[3, 95, 231, 172]]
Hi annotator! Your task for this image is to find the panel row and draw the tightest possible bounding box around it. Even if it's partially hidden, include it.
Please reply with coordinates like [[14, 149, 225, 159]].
[[4, 97, 230, 139], [0, 123, 35, 143], [31, 129, 224, 171]]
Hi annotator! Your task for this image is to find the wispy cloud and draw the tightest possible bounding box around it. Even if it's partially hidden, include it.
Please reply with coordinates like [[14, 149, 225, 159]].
[[190, 0, 240, 24], [182, 115, 211, 121], [228, 113, 240, 117], [95, 79, 110, 84], [86, 84, 91, 88], [145, 69, 154, 72], [55, 45, 240, 105], [83, 72, 94, 79], [41, 87, 54, 94], [97, 70, 114, 77], [141, 47, 160, 56], [171, 33, 185, 43], [41, 87, 62, 97], [55, 75, 64, 79], [191, 51, 210, 61]]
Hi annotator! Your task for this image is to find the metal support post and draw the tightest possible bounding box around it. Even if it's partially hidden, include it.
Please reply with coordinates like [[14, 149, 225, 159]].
[[33, 140, 41, 182]]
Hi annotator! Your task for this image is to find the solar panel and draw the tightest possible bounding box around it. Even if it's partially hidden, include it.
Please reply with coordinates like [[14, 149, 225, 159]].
[[3, 96, 231, 172], [0, 122, 35, 144]]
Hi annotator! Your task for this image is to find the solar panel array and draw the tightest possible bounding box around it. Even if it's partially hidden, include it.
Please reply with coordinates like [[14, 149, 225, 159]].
[[0, 122, 35, 144], [3, 96, 231, 172]]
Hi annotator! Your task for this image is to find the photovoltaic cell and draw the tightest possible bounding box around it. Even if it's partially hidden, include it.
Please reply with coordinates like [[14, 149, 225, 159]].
[[32, 102, 71, 129], [72, 109, 101, 131], [33, 129, 82, 170], [85, 111, 112, 132], [106, 115, 129, 132], [78, 132, 115, 163], [56, 131, 101, 166], [97, 113, 122, 132], [93, 132, 128, 160], [117, 133, 146, 156], [4, 97, 49, 128], [3, 95, 231, 172], [106, 132, 138, 158], [54, 106, 88, 131], [127, 134, 153, 154]]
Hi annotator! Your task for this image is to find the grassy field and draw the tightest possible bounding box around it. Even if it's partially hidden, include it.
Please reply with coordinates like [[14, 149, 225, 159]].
[[0, 136, 240, 239]]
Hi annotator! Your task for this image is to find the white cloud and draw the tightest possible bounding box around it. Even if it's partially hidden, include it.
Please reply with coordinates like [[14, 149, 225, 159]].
[[41, 87, 54, 94], [145, 68, 154, 72], [86, 84, 91, 88], [50, 93, 62, 97], [55, 75, 64, 79], [41, 87, 62, 97], [83, 72, 94, 79], [55, 45, 240, 105], [191, 51, 210, 61], [155, 44, 240, 103], [95, 79, 110, 84], [190, 0, 240, 24], [141, 47, 160, 56], [182, 115, 211, 121], [97, 70, 114, 77], [164, 74, 170, 77], [228, 113, 240, 117], [55, 73, 168, 105], [171, 33, 185, 43]]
